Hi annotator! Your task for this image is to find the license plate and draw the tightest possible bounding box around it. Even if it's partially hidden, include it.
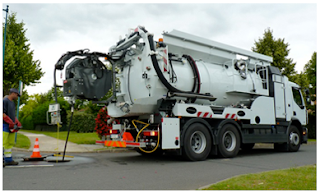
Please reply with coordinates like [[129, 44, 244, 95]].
[[111, 134, 119, 139]]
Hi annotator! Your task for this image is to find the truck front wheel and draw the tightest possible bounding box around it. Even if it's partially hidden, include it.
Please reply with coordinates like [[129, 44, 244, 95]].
[[288, 125, 301, 152], [274, 125, 301, 152], [218, 124, 240, 158], [182, 123, 212, 161]]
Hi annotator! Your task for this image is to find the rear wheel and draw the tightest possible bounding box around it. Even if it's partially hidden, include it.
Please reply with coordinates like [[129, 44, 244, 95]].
[[218, 124, 240, 158], [182, 123, 212, 161]]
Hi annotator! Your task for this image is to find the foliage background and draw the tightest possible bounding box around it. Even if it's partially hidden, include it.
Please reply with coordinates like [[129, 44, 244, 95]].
[[3, 12, 44, 104]]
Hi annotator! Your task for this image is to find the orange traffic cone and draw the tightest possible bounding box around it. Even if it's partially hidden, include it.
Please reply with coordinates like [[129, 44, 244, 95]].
[[30, 138, 42, 158]]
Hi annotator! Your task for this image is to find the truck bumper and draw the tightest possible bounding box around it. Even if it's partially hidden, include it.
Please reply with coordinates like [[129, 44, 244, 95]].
[[105, 140, 146, 148], [301, 127, 308, 144]]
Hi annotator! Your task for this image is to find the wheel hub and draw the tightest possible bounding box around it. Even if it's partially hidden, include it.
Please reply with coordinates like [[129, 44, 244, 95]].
[[290, 132, 300, 146], [223, 131, 236, 152], [190, 131, 206, 154]]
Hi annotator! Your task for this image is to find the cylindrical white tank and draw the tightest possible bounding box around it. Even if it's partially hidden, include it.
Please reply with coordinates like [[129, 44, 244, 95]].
[[107, 28, 272, 118], [107, 48, 268, 118]]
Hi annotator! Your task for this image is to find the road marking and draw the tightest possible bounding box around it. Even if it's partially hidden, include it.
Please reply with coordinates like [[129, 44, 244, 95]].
[[4, 165, 54, 168]]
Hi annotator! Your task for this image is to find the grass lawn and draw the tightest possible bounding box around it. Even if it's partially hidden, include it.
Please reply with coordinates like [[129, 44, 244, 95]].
[[20, 130, 100, 144], [202, 165, 316, 190], [13, 133, 31, 149]]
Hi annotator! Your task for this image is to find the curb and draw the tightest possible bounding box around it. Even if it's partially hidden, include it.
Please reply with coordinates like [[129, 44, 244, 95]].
[[197, 164, 316, 190]]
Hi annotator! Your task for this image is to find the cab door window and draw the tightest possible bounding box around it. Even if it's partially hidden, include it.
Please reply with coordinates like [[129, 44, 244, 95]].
[[292, 87, 303, 108]]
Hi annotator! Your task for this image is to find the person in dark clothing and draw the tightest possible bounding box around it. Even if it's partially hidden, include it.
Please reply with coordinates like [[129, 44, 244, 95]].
[[3, 88, 22, 166]]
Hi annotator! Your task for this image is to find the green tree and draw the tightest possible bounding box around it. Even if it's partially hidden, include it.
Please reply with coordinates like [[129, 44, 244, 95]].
[[252, 28, 296, 80], [3, 12, 44, 99], [304, 52, 317, 112], [304, 52, 316, 101], [291, 72, 309, 100], [19, 90, 51, 122], [46, 87, 64, 101], [304, 52, 316, 139], [291, 72, 309, 89]]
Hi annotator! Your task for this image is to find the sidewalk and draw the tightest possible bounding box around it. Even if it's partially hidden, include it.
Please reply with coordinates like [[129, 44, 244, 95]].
[[15, 131, 110, 153]]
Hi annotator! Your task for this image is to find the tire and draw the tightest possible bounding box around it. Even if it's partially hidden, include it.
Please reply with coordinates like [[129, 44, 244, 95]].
[[288, 125, 301, 152], [218, 124, 240, 158], [241, 143, 255, 150], [182, 123, 212, 161], [274, 125, 301, 152]]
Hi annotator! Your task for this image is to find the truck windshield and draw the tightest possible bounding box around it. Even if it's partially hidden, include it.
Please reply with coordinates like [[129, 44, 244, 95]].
[[292, 87, 303, 106]]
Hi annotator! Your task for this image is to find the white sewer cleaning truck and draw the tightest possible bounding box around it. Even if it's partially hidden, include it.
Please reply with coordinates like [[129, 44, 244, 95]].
[[54, 26, 308, 161]]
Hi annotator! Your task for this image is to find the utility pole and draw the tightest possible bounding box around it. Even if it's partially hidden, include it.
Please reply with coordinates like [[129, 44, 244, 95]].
[[15, 80, 23, 143], [3, 5, 9, 66]]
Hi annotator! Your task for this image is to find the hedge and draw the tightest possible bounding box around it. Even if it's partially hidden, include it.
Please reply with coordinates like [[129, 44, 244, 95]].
[[67, 111, 96, 133], [20, 115, 34, 130], [32, 99, 70, 127], [307, 112, 316, 139], [32, 101, 51, 125]]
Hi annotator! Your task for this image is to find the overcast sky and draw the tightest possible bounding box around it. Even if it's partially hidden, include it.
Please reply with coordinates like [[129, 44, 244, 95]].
[[2, 3, 318, 96]]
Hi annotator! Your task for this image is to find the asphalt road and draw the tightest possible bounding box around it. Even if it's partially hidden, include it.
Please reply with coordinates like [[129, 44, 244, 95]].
[[3, 143, 316, 190]]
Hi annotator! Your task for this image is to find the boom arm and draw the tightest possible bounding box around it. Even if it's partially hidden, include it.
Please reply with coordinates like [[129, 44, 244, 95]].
[[55, 49, 110, 70]]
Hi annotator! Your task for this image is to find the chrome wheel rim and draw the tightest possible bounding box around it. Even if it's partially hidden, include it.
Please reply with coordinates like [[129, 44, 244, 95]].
[[223, 131, 236, 152], [290, 132, 300, 146], [190, 131, 206, 154]]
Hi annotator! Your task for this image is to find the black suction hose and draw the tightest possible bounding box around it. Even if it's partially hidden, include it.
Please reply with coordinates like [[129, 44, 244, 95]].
[[54, 66, 73, 161], [148, 35, 181, 93], [53, 68, 58, 103], [148, 35, 206, 98], [182, 55, 201, 94], [55, 62, 76, 161], [62, 102, 74, 161]]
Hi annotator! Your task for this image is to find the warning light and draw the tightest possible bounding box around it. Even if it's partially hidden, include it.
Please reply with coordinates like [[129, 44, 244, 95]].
[[159, 38, 163, 42], [110, 130, 120, 134], [143, 130, 158, 136]]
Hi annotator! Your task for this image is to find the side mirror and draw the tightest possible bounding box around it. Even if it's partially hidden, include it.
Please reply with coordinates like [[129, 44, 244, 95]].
[[306, 96, 311, 105], [304, 89, 311, 105], [305, 88, 310, 95]]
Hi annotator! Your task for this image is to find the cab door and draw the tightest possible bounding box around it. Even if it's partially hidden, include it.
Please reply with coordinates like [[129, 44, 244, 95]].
[[274, 82, 286, 119], [291, 87, 307, 125]]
